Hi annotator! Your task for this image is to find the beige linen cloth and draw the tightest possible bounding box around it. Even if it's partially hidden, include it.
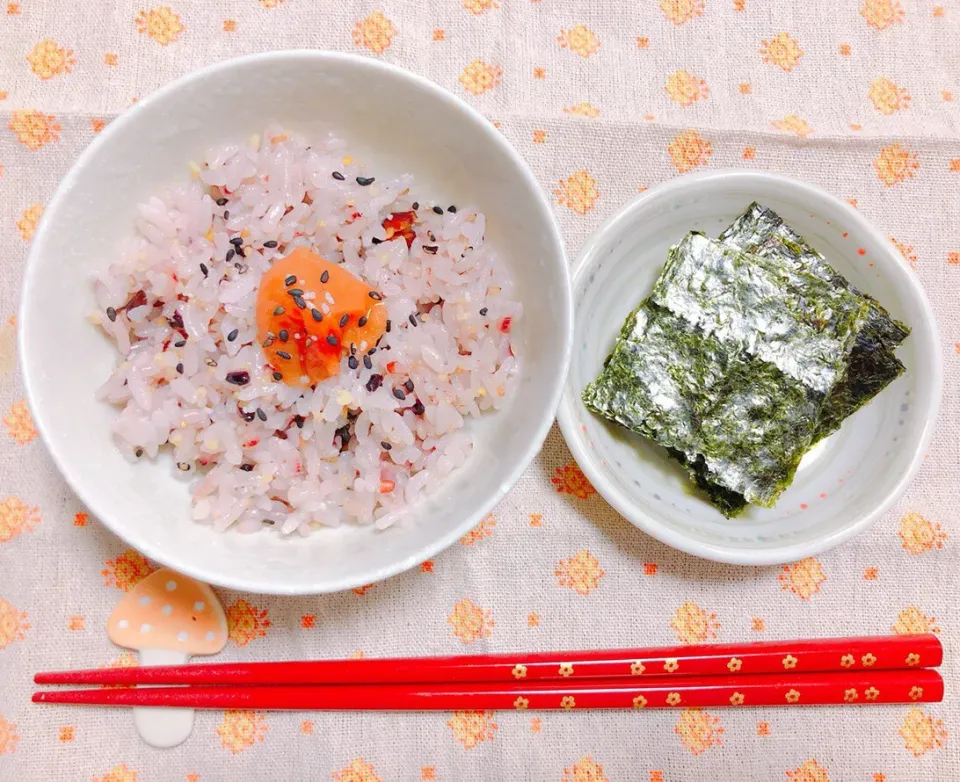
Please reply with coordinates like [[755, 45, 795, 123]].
[[1, 1, 958, 780]]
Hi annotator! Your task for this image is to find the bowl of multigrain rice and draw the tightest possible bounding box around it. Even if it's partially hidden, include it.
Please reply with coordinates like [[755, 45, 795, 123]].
[[20, 52, 571, 594]]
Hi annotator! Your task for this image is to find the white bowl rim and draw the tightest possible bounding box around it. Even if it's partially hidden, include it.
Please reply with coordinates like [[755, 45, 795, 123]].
[[19, 50, 572, 592], [557, 168, 943, 566]]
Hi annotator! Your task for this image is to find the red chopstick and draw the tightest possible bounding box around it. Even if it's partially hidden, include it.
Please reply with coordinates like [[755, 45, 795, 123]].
[[33, 634, 940, 687], [32, 669, 943, 710]]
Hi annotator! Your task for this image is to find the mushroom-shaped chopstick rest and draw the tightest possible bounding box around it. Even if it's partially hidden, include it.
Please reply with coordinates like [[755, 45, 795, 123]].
[[107, 567, 227, 748]]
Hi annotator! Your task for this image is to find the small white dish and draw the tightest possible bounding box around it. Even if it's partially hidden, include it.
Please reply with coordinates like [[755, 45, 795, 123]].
[[557, 170, 941, 566], [20, 52, 571, 594]]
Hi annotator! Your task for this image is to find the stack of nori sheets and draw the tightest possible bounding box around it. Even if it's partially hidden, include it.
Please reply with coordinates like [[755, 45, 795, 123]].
[[582, 203, 910, 517]]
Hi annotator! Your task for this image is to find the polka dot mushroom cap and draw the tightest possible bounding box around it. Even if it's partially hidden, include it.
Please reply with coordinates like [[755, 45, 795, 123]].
[[107, 567, 227, 656]]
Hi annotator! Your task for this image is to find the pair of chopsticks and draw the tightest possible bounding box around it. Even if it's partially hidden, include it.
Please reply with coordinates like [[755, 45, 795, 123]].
[[33, 634, 943, 711]]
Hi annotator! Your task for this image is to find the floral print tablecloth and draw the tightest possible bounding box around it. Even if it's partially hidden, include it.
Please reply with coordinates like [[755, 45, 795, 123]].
[[1, 1, 959, 780]]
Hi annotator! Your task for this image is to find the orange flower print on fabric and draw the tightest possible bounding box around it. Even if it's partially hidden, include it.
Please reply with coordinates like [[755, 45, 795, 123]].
[[861, 0, 904, 30], [556, 550, 605, 595], [352, 12, 396, 55], [0, 714, 19, 754], [892, 606, 940, 635], [461, 514, 495, 545], [670, 601, 719, 644], [59, 726, 75, 742], [778, 557, 826, 600], [562, 755, 610, 782], [554, 171, 600, 216], [557, 25, 600, 58], [889, 237, 917, 267], [899, 708, 947, 756], [665, 70, 709, 107], [216, 710, 267, 753], [898, 511, 946, 552], [102, 549, 155, 590], [9, 110, 60, 150], [92, 764, 137, 782], [16, 204, 44, 242], [134, 7, 185, 46], [26, 39, 75, 80], [260, 0, 285, 7], [459, 60, 502, 95], [448, 597, 493, 643], [101, 651, 139, 688], [874, 144, 919, 186], [869, 78, 911, 114], [3, 398, 36, 445], [463, 0, 499, 14], [0, 497, 40, 543], [760, 32, 804, 71], [668, 130, 711, 173], [675, 708, 723, 755], [333, 758, 382, 782], [564, 102, 600, 118], [660, 0, 704, 25], [447, 710, 497, 749], [787, 759, 830, 782], [226, 599, 271, 646], [772, 115, 813, 138]]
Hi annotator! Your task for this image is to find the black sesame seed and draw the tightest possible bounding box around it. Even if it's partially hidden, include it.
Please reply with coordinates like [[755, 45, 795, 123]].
[[366, 373, 383, 392], [332, 171, 345, 181], [226, 248, 235, 262], [386, 319, 392, 333], [479, 307, 488, 316], [273, 306, 285, 316], [235, 246, 246, 258], [423, 245, 438, 255], [409, 313, 418, 327], [381, 441, 392, 450], [227, 329, 239, 342], [326, 334, 339, 346], [448, 205, 457, 213], [200, 262, 209, 277], [240, 408, 256, 422], [363, 355, 373, 370], [294, 415, 305, 428], [284, 275, 297, 286], [393, 388, 406, 401], [262, 518, 275, 525], [432, 205, 444, 215], [279, 329, 289, 342], [412, 400, 425, 416], [404, 379, 414, 393], [339, 314, 350, 328], [350, 344, 356, 355], [356, 176, 375, 186], [176, 363, 184, 374], [226, 370, 250, 386], [320, 270, 330, 284], [369, 291, 382, 300], [106, 307, 117, 322], [412, 201, 420, 210], [174, 339, 187, 347], [230, 236, 243, 246], [263, 240, 278, 248], [367, 347, 377, 355], [223, 210, 230, 220], [135, 448, 144, 458], [205, 358, 218, 367], [276, 350, 292, 360], [216, 197, 228, 206], [287, 288, 304, 297], [237, 264, 248, 275], [272, 371, 283, 381], [294, 296, 306, 309], [239, 463, 254, 472], [371, 237, 382, 245], [177, 461, 192, 471], [311, 308, 323, 322], [348, 355, 358, 370], [256, 408, 268, 422], [358, 316, 367, 327]]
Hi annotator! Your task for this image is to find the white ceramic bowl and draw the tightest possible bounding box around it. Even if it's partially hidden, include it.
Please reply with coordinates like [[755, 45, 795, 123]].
[[20, 52, 571, 594], [557, 170, 941, 566]]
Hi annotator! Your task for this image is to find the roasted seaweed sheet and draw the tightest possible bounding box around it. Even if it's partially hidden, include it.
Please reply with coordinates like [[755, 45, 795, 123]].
[[719, 203, 910, 440], [582, 303, 824, 509]]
